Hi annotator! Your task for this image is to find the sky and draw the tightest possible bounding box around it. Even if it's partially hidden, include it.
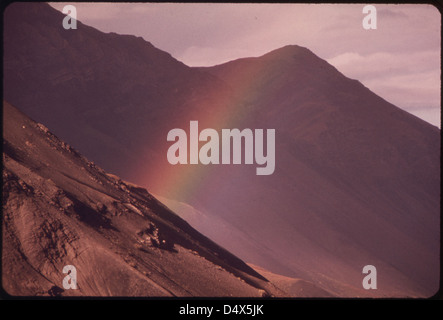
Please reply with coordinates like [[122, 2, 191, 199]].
[[49, 2, 441, 127]]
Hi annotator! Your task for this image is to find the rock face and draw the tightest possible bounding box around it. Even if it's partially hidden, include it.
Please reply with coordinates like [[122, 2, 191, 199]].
[[2, 101, 283, 297], [3, 3, 440, 297]]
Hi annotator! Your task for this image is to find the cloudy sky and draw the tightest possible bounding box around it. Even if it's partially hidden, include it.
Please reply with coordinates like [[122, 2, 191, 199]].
[[50, 3, 441, 127]]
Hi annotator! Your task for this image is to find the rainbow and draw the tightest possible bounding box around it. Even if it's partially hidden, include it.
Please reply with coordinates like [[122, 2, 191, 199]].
[[132, 59, 272, 204]]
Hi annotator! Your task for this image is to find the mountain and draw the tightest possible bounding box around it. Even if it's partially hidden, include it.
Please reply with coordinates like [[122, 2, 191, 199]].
[[194, 46, 441, 297], [2, 100, 286, 297], [3, 2, 234, 184], [3, 3, 440, 297]]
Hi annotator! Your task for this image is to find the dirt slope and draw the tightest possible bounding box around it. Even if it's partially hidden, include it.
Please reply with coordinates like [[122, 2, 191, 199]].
[[2, 101, 284, 297]]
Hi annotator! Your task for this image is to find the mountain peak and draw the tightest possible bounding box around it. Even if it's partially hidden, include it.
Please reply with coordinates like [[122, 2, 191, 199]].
[[256, 45, 323, 65], [262, 44, 312, 57]]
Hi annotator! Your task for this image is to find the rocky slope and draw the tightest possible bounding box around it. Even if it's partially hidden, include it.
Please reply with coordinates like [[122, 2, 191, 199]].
[[2, 101, 285, 297]]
